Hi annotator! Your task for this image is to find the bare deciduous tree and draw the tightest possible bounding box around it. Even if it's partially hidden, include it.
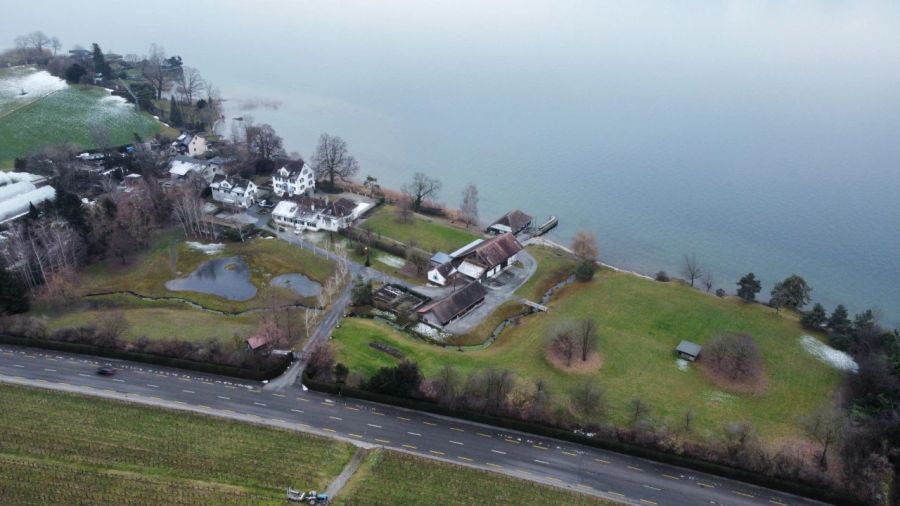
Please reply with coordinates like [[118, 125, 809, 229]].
[[575, 318, 597, 362], [703, 333, 762, 382], [681, 254, 702, 288], [550, 330, 576, 367], [459, 183, 479, 228], [630, 397, 649, 425], [246, 123, 285, 166], [572, 379, 606, 416], [141, 44, 170, 100], [177, 66, 205, 105], [702, 271, 714, 293], [402, 172, 442, 211], [571, 230, 599, 261], [801, 405, 845, 468], [311, 133, 359, 189], [50, 36, 61, 55]]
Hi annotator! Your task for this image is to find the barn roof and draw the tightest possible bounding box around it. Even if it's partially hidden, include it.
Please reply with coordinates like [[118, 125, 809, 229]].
[[457, 232, 522, 270], [489, 209, 533, 233], [417, 282, 486, 325]]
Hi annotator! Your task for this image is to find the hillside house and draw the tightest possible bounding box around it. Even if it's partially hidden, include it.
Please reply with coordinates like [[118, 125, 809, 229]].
[[272, 161, 315, 197], [487, 209, 533, 235], [168, 156, 222, 184], [417, 282, 486, 327], [272, 196, 364, 232], [210, 175, 258, 208], [173, 134, 208, 157]]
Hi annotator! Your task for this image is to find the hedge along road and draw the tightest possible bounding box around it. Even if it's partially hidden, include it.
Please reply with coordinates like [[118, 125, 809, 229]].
[[0, 344, 825, 506]]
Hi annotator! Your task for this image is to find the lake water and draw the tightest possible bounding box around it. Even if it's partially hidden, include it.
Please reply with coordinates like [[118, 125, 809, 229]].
[[4, 1, 899, 325], [271, 273, 321, 298], [165, 257, 256, 301]]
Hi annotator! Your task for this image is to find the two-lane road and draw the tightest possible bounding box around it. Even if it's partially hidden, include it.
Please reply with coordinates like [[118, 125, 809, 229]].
[[0, 345, 823, 506]]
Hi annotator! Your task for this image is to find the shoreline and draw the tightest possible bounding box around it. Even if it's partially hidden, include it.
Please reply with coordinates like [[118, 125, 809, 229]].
[[524, 236, 656, 282]]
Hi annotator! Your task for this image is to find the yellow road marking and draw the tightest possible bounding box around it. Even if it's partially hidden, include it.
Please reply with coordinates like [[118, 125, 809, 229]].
[[487, 463, 503, 469], [429, 450, 444, 455], [457, 456, 473, 462], [402, 444, 417, 449], [397, 416, 411, 421], [697, 482, 715, 488], [272, 393, 285, 398], [345, 406, 359, 411], [547, 476, 562, 482], [662, 474, 679, 480], [608, 491, 625, 497], [477, 433, 492, 438], [595, 458, 611, 464], [375, 438, 391, 444], [562, 451, 577, 457], [348, 433, 363, 438], [641, 500, 657, 505], [628, 465, 643, 472], [450, 427, 464, 432], [533, 445, 548, 450], [733, 491, 754, 498], [322, 428, 336, 433], [769, 501, 788, 506], [504, 439, 520, 444], [372, 411, 384, 416]]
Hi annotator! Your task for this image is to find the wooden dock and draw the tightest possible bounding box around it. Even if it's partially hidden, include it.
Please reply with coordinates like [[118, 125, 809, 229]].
[[532, 215, 558, 236]]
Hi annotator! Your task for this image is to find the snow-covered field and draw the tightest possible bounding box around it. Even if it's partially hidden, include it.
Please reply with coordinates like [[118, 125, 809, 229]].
[[186, 242, 226, 255], [799, 335, 858, 372], [0, 68, 67, 113]]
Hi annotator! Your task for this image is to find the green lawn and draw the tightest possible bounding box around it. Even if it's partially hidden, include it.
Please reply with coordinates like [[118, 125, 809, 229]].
[[333, 268, 842, 444], [334, 450, 615, 506], [0, 67, 165, 167], [515, 245, 580, 301], [0, 385, 354, 505], [43, 297, 258, 342], [363, 205, 481, 253]]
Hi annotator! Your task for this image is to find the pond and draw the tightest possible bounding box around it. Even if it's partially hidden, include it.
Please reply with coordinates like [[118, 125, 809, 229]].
[[270, 273, 322, 298], [165, 256, 257, 301]]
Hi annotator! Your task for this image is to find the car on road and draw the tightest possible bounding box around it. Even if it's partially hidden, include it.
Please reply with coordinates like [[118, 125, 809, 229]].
[[96, 366, 116, 376]]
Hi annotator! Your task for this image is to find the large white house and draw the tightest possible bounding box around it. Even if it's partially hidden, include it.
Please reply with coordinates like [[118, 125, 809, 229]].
[[427, 233, 522, 286], [173, 134, 208, 157], [272, 196, 367, 232], [210, 175, 258, 208], [272, 161, 315, 197]]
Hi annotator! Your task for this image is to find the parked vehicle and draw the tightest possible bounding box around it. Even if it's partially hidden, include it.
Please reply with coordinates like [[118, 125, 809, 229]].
[[96, 366, 116, 376], [287, 488, 328, 504]]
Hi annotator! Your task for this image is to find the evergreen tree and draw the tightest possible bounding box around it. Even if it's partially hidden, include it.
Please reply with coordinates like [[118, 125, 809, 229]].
[[801, 303, 828, 329], [736, 273, 761, 302], [828, 305, 852, 336], [853, 309, 877, 333], [91, 43, 111, 78], [0, 262, 29, 315], [54, 187, 90, 235], [169, 96, 183, 127]]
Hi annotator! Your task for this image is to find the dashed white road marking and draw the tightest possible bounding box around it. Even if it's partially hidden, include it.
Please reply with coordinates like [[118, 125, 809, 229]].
[[146, 384, 159, 388], [43, 368, 56, 372], [112, 379, 125, 383], [12, 365, 24, 368], [253, 402, 267, 407], [491, 449, 506, 455], [450, 441, 464, 446], [217, 395, 230, 400], [329, 416, 343, 421], [534, 459, 550, 465], [182, 389, 194, 393], [407, 432, 421, 437], [643, 485, 661, 491], [367, 424, 382, 429], [291, 409, 304, 414]]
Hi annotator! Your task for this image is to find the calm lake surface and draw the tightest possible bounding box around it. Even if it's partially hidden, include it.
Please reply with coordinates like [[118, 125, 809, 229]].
[[165, 257, 256, 301], [5, 1, 899, 324], [271, 274, 322, 298]]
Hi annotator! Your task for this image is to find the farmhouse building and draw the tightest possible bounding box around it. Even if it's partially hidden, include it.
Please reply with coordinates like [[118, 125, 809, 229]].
[[173, 134, 208, 157], [210, 175, 258, 208], [272, 161, 315, 197], [487, 209, 533, 235], [417, 281, 486, 327], [0, 172, 55, 224], [454, 232, 522, 281]]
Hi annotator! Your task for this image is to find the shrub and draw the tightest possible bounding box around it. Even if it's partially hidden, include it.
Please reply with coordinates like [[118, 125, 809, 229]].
[[655, 270, 670, 282], [575, 260, 595, 282], [715, 288, 726, 298]]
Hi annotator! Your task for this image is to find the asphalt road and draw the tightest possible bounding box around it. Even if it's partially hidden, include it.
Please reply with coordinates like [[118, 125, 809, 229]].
[[0, 345, 825, 506]]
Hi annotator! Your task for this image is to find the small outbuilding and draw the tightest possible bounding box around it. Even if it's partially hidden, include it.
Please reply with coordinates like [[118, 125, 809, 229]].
[[675, 340, 702, 361]]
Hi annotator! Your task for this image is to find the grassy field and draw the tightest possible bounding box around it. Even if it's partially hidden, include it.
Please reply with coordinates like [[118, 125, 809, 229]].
[[515, 245, 580, 300], [333, 267, 842, 443], [80, 230, 336, 312], [334, 450, 615, 506], [364, 205, 481, 253], [44, 296, 259, 342], [0, 67, 165, 168], [0, 385, 355, 505], [35, 229, 337, 343]]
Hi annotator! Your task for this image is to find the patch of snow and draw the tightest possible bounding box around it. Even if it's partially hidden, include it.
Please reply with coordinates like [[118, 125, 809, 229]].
[[799, 335, 858, 372], [376, 253, 405, 268], [99, 94, 129, 108], [411, 322, 452, 342], [675, 358, 690, 371], [0, 69, 67, 102], [186, 242, 225, 255], [702, 391, 736, 404]]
